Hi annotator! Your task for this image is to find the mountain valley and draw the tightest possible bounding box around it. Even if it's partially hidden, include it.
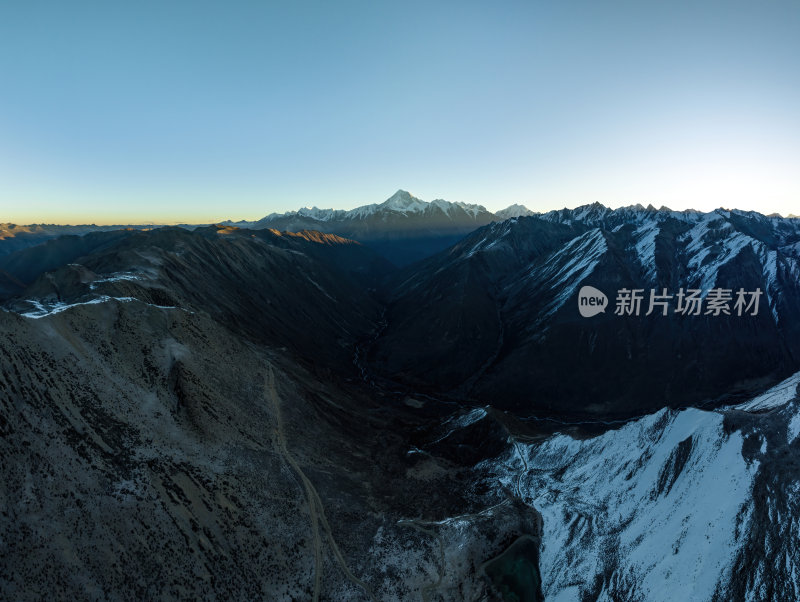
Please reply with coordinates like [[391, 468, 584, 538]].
[[2, 201, 800, 600]]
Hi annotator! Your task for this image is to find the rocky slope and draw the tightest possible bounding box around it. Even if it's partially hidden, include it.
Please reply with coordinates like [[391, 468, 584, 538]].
[[0, 227, 540, 600]]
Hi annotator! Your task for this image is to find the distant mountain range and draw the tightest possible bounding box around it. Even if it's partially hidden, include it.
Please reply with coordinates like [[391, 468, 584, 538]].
[[226, 190, 507, 266], [1, 190, 532, 266], [4, 191, 797, 268]]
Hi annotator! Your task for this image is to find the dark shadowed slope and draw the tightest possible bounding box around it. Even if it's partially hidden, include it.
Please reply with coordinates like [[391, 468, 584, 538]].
[[0, 223, 180, 258], [2, 225, 395, 373], [371, 206, 800, 418], [0, 228, 540, 600]]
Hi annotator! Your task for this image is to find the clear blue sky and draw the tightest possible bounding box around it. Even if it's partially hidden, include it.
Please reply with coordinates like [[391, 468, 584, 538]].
[[1, 0, 798, 224]]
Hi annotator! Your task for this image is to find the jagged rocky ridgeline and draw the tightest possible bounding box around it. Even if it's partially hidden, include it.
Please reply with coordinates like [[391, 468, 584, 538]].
[[372, 204, 800, 418]]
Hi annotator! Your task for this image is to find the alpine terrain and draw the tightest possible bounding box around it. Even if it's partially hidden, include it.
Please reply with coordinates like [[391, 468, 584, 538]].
[[1, 199, 799, 600]]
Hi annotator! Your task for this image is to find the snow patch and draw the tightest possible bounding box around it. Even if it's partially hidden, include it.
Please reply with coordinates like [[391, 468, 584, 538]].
[[633, 222, 659, 281], [19, 296, 183, 318], [89, 272, 148, 290], [531, 228, 608, 320], [427, 408, 489, 445], [734, 370, 800, 412], [789, 409, 800, 444]]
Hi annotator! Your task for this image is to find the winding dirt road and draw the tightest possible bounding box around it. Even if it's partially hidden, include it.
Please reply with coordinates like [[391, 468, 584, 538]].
[[266, 365, 376, 601]]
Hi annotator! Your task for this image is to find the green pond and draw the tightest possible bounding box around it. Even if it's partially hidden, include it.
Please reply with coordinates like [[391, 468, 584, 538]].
[[483, 535, 543, 602]]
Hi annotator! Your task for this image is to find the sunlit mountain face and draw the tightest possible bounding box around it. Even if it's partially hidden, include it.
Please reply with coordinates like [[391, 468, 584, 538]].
[[2, 199, 800, 600]]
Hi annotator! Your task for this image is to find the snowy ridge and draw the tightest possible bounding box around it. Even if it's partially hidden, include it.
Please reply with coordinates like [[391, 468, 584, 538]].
[[632, 222, 660, 282], [257, 190, 491, 224], [733, 370, 800, 411], [789, 408, 800, 444], [18, 295, 183, 318], [494, 204, 536, 219], [542, 202, 798, 231], [295, 207, 345, 222], [681, 215, 753, 293], [426, 408, 490, 446], [345, 191, 490, 220], [445, 407, 488, 431], [470, 407, 787, 598], [752, 243, 783, 323], [674, 211, 798, 322], [489, 408, 756, 601], [464, 219, 516, 257], [783, 241, 800, 260], [88, 272, 148, 290], [541, 202, 662, 227], [530, 228, 608, 321], [380, 190, 429, 214], [446, 369, 800, 600]]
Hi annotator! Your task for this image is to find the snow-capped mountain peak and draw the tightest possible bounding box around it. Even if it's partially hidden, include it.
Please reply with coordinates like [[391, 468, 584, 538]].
[[256, 190, 492, 224], [495, 204, 536, 219], [380, 189, 428, 213], [295, 206, 340, 221]]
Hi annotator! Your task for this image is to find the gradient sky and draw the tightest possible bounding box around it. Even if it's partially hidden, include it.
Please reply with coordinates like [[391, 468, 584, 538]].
[[1, 0, 798, 224]]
